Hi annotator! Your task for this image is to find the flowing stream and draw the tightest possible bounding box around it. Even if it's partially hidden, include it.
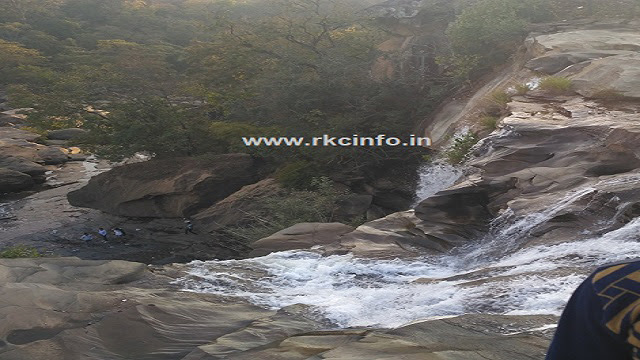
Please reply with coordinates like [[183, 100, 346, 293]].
[[413, 162, 462, 205], [177, 168, 640, 329]]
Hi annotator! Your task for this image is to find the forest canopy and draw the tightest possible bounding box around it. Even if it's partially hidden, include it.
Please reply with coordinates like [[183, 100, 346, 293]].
[[2, 0, 638, 183]]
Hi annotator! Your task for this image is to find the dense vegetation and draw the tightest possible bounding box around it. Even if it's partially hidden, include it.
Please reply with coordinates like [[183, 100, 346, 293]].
[[2, 0, 638, 187], [2, 0, 432, 177]]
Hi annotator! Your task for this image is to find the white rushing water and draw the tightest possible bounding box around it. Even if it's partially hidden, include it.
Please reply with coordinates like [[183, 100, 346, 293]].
[[413, 162, 462, 205], [177, 185, 640, 329]]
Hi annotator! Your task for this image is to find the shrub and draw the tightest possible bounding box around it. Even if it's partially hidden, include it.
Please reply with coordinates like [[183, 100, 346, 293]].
[[0, 245, 41, 258], [480, 116, 499, 131], [224, 177, 342, 242], [489, 90, 511, 107], [447, 0, 529, 65], [444, 132, 479, 164], [539, 76, 573, 94], [274, 160, 318, 190], [514, 83, 531, 95]]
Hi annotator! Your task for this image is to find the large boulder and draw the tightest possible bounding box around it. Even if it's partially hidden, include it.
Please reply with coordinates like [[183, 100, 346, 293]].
[[0, 168, 34, 193], [0, 114, 25, 127], [37, 146, 69, 165], [0, 127, 40, 142], [532, 29, 640, 53], [68, 153, 267, 218], [0, 155, 46, 178], [524, 29, 640, 99], [47, 128, 87, 141], [525, 50, 629, 74], [570, 54, 640, 99], [249, 222, 355, 257]]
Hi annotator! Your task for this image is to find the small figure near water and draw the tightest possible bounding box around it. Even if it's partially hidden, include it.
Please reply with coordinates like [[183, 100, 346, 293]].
[[184, 220, 196, 235], [98, 227, 108, 240]]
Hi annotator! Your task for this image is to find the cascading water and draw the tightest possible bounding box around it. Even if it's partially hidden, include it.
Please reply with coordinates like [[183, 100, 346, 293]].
[[176, 185, 640, 329], [412, 162, 462, 205]]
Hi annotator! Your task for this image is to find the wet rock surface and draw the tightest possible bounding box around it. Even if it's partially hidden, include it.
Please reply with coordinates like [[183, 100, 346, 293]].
[[0, 257, 554, 360], [0, 123, 87, 194], [249, 223, 355, 257]]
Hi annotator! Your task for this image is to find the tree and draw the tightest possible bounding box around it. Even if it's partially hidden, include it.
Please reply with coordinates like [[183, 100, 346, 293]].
[[0, 39, 44, 83], [447, 0, 528, 65]]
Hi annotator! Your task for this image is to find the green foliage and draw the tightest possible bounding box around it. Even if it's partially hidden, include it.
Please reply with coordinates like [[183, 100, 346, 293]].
[[514, 83, 531, 95], [443, 0, 566, 78], [1, 0, 437, 173], [447, 0, 529, 66], [0, 39, 44, 82], [443, 132, 479, 164], [539, 76, 573, 94], [436, 54, 480, 81], [480, 116, 499, 131], [489, 90, 512, 107], [0, 245, 42, 258], [275, 161, 319, 190]]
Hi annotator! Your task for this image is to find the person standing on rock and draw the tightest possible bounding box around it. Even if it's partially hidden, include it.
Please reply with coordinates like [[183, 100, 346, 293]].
[[98, 227, 108, 241], [545, 259, 640, 360], [113, 228, 126, 241], [184, 220, 196, 235]]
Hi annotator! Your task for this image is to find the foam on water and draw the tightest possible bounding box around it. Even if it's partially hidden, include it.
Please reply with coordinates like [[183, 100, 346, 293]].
[[177, 189, 640, 329]]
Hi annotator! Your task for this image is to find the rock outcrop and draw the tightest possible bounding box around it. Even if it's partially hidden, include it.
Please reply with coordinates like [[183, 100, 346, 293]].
[[527, 29, 640, 99], [0, 124, 83, 193], [0, 257, 554, 360], [0, 168, 34, 193], [249, 223, 355, 257], [46, 128, 87, 141], [0, 257, 316, 359], [68, 154, 267, 218], [312, 23, 640, 256], [358, 24, 640, 252]]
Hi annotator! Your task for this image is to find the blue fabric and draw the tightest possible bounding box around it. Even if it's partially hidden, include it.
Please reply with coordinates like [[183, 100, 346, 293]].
[[546, 260, 640, 360]]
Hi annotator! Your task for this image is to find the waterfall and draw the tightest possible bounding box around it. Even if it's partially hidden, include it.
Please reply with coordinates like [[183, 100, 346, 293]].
[[176, 185, 640, 329], [412, 162, 462, 206]]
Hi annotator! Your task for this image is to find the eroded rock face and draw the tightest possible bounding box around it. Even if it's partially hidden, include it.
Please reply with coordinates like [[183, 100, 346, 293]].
[[571, 54, 640, 98], [68, 154, 266, 218], [0, 257, 553, 360], [335, 25, 640, 255], [0, 257, 318, 359], [526, 29, 640, 99], [0, 126, 77, 192]]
